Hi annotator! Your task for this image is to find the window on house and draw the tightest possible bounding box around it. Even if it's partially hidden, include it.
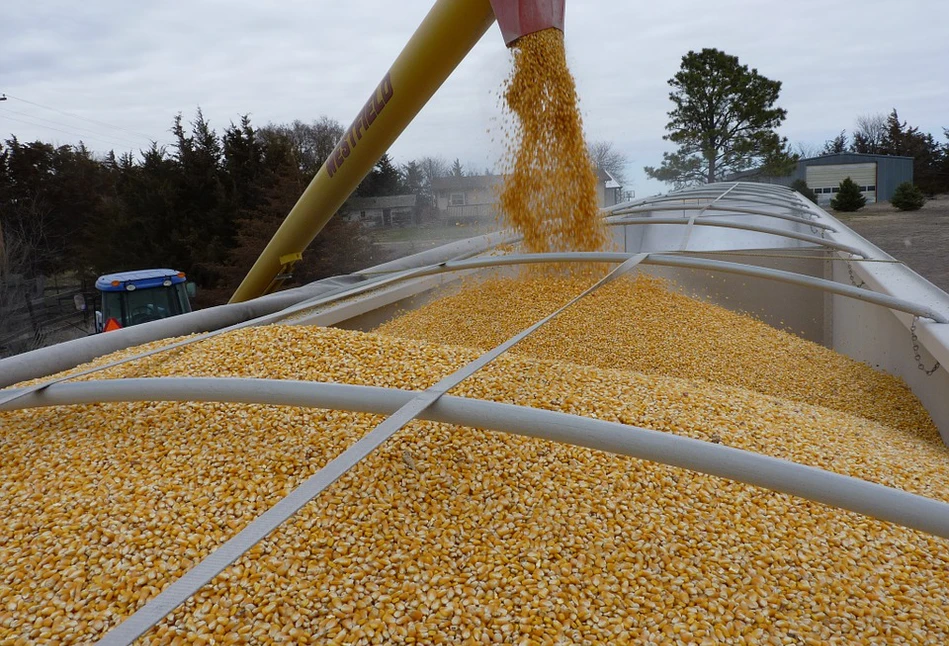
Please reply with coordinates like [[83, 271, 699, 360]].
[[449, 193, 466, 206], [867, 185, 876, 191]]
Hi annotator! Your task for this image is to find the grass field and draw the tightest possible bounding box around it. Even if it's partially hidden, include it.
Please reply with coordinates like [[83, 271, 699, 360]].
[[834, 194, 949, 293], [369, 221, 496, 244]]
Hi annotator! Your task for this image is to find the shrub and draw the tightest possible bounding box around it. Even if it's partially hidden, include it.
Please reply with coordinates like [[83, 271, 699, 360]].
[[891, 181, 926, 211], [790, 179, 818, 204], [830, 177, 866, 212]]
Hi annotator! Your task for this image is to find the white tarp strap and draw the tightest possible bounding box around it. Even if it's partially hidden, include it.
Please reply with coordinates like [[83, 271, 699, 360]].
[[97, 254, 647, 645], [680, 182, 739, 251]]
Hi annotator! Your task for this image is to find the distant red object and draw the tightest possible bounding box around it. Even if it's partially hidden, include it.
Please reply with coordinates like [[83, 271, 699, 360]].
[[489, 0, 565, 45], [103, 317, 122, 333]]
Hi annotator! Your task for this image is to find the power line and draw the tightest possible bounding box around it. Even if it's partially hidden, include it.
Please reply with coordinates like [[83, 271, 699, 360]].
[[1, 93, 157, 142], [0, 105, 147, 149], [0, 112, 138, 151]]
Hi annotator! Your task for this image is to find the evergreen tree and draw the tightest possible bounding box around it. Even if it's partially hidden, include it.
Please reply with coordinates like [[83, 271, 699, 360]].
[[451, 158, 465, 178], [1, 137, 114, 278], [222, 115, 265, 215], [357, 153, 404, 196], [104, 143, 182, 272], [890, 182, 926, 211], [645, 48, 795, 186], [169, 109, 236, 287], [374, 153, 404, 195], [402, 160, 424, 195], [207, 135, 370, 303], [943, 129, 949, 190], [823, 131, 848, 155], [880, 109, 945, 195], [830, 177, 866, 212], [790, 179, 817, 204]]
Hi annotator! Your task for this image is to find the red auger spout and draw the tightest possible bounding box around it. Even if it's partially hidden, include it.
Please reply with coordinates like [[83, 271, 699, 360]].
[[488, 0, 565, 46]]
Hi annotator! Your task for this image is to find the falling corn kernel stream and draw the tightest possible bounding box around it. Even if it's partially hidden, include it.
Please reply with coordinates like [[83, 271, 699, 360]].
[[498, 29, 607, 253]]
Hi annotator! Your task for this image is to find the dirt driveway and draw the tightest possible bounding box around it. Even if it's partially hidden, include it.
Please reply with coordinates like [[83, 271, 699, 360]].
[[833, 195, 949, 294]]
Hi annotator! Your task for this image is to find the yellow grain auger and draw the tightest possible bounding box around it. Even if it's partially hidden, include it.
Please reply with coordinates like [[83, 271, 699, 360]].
[[229, 0, 565, 302]]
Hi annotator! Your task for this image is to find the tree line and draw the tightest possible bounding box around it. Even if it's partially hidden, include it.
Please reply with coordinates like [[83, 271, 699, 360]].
[[0, 112, 462, 306], [805, 109, 949, 195], [646, 48, 949, 194], [1, 105, 631, 308]]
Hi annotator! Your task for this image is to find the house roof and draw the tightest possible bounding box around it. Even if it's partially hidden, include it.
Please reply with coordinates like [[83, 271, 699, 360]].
[[347, 194, 418, 210], [799, 152, 914, 163], [597, 167, 622, 189], [432, 175, 503, 192], [435, 171, 621, 192], [727, 151, 915, 181]]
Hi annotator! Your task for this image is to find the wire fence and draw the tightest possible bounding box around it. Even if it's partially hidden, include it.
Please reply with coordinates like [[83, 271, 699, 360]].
[[0, 275, 95, 358]]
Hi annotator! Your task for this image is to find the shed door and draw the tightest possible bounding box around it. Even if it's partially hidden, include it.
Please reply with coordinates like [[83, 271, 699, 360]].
[[806, 163, 877, 204]]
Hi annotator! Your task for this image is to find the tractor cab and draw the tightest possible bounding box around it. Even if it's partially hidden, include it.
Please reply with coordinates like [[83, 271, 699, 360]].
[[95, 269, 195, 332]]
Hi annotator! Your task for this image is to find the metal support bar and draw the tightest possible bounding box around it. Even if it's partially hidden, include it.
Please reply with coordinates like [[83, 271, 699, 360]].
[[607, 204, 833, 231], [635, 195, 812, 213], [405, 252, 948, 323], [666, 192, 809, 211], [0, 229, 522, 391], [0, 262, 450, 406], [6, 377, 949, 543], [604, 217, 858, 256], [680, 183, 739, 252], [4, 247, 944, 406]]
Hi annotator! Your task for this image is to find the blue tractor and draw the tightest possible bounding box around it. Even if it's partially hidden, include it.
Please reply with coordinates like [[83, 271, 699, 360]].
[[94, 269, 195, 332]]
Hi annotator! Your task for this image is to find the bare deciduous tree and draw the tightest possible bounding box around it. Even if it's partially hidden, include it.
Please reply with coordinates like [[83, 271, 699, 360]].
[[588, 140, 629, 185], [262, 116, 344, 177], [417, 156, 450, 191], [853, 113, 887, 154], [793, 142, 822, 159]]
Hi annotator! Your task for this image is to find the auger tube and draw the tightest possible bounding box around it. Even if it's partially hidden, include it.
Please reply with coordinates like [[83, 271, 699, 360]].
[[229, 0, 498, 303], [230, 0, 569, 303]]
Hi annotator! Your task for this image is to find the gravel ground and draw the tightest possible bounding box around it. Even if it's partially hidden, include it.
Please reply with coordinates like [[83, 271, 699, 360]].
[[834, 194, 949, 293]]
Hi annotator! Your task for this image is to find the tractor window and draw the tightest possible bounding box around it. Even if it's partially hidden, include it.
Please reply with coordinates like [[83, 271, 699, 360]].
[[175, 283, 192, 314], [125, 286, 182, 326], [101, 292, 124, 326]]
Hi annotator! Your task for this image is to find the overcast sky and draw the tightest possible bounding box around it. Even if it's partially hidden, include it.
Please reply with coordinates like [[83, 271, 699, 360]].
[[2, 0, 947, 196]]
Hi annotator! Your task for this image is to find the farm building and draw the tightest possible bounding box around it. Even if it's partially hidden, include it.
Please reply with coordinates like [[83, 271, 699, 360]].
[[433, 169, 624, 223], [432, 174, 503, 222], [730, 153, 914, 206], [344, 194, 420, 227]]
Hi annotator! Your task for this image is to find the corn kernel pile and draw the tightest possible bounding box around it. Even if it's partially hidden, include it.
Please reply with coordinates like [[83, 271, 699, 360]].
[[2, 274, 948, 644], [378, 273, 940, 442], [497, 29, 607, 253]]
